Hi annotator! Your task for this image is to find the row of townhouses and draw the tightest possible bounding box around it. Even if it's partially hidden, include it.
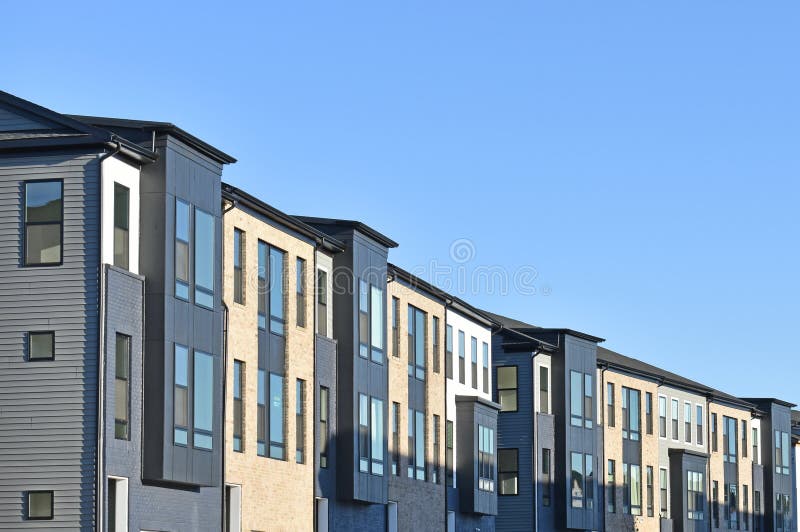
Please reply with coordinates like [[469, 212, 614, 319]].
[[0, 90, 797, 532]]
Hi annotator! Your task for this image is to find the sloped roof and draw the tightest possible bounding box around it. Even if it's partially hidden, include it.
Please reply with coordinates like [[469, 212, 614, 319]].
[[483, 310, 605, 343]]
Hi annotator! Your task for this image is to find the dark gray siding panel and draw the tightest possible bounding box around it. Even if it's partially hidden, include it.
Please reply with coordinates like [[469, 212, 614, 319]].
[[0, 152, 101, 530], [316, 334, 338, 502], [0, 105, 57, 131]]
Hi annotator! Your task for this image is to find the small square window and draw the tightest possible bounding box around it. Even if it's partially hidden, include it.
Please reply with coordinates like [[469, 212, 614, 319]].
[[28, 332, 55, 361], [26, 490, 53, 520]]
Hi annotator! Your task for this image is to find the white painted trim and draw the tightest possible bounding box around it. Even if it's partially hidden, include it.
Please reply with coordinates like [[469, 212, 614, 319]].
[[101, 156, 140, 274], [108, 476, 129, 532]]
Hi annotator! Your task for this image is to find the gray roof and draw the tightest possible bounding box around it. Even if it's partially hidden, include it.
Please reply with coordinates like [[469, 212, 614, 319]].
[[294, 216, 399, 249], [483, 310, 605, 343]]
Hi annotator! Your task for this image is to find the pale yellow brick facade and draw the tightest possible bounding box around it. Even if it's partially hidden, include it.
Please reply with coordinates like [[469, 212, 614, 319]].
[[386, 278, 447, 531], [223, 205, 316, 532], [602, 369, 661, 532], [708, 402, 754, 531]]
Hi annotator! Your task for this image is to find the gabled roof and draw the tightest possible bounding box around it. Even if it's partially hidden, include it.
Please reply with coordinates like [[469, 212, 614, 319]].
[[0, 90, 156, 163], [294, 215, 399, 249], [67, 115, 236, 165], [222, 183, 344, 253], [483, 310, 605, 343]]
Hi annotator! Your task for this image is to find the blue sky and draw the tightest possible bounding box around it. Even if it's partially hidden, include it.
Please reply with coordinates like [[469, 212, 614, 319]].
[[4, 2, 798, 404]]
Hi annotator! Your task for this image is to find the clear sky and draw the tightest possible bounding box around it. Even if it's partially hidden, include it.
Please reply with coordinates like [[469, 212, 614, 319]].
[[4, 2, 798, 405]]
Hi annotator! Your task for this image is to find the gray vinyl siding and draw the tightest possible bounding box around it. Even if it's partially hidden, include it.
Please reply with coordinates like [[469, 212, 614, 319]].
[[0, 151, 101, 529], [0, 106, 55, 131]]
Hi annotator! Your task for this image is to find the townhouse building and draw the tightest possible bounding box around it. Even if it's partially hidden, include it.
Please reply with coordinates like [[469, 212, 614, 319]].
[[793, 411, 799, 531], [0, 91, 234, 530]]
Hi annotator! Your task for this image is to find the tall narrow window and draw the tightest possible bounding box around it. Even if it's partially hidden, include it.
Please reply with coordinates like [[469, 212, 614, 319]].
[[471, 336, 478, 390], [268, 373, 285, 459], [391, 297, 399, 358], [433, 317, 441, 373], [712, 413, 718, 452], [433, 414, 441, 484], [257, 369, 266, 456], [671, 399, 679, 440], [622, 387, 640, 441], [391, 403, 400, 475], [359, 394, 369, 472], [498, 449, 518, 495], [723, 416, 737, 463], [754, 491, 761, 532], [607, 383, 616, 427], [114, 333, 131, 440], [317, 269, 328, 336], [539, 366, 550, 414], [408, 408, 425, 480], [752, 427, 758, 464], [370, 286, 384, 364], [445, 325, 453, 379], [258, 242, 267, 330], [371, 398, 384, 475], [712, 481, 720, 528], [659, 396, 667, 438], [458, 331, 465, 384], [607, 459, 616, 513], [684, 402, 692, 443], [630, 464, 642, 515], [726, 483, 738, 529], [586, 455, 594, 510], [775, 430, 790, 474], [478, 425, 495, 492], [233, 360, 243, 452], [571, 452, 584, 508], [660, 468, 669, 518], [269, 248, 285, 335], [24, 180, 63, 266], [741, 420, 747, 458], [113, 183, 129, 269], [570, 371, 593, 428], [696, 405, 704, 445], [542, 448, 552, 506], [446, 420, 454, 487], [296, 379, 305, 463], [687, 471, 704, 520], [497, 366, 518, 412], [194, 209, 215, 308], [743, 484, 749, 531], [174, 344, 189, 445], [646, 466, 654, 517], [233, 228, 244, 304], [296, 258, 306, 327], [482, 342, 489, 393], [319, 387, 329, 468], [407, 305, 426, 380], [175, 199, 190, 299], [645, 392, 653, 435], [193, 351, 214, 450]]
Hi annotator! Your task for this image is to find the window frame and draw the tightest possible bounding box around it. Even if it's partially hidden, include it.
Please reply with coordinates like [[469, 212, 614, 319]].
[[233, 228, 245, 304], [193, 207, 215, 309], [296, 379, 305, 463], [658, 395, 667, 439], [481, 341, 489, 393], [174, 198, 191, 301], [114, 333, 131, 441], [233, 359, 244, 452], [319, 386, 329, 468], [27, 330, 55, 361], [478, 424, 495, 493], [23, 179, 64, 267], [407, 305, 427, 381], [316, 268, 328, 336], [607, 383, 615, 427], [25, 490, 54, 521], [496, 365, 518, 412], [296, 257, 306, 328], [113, 182, 130, 270], [458, 330, 465, 384], [498, 448, 519, 496]]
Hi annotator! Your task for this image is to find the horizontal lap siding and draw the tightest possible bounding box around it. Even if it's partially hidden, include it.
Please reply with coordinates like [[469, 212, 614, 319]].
[[0, 152, 100, 530]]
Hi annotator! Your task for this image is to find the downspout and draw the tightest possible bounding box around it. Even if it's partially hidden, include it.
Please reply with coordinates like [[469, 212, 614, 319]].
[[96, 139, 122, 532], [312, 243, 318, 528], [442, 296, 454, 530], [599, 364, 608, 532], [220, 197, 234, 532]]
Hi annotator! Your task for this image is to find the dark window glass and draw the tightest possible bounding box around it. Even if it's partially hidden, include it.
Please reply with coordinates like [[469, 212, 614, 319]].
[[471, 336, 478, 390], [607, 383, 616, 427], [607, 460, 616, 513], [371, 397, 384, 475], [28, 331, 55, 360], [496, 366, 518, 412], [687, 471, 705, 520], [539, 366, 549, 414], [570, 371, 593, 428], [646, 466, 654, 517], [175, 199, 190, 299], [359, 394, 369, 472], [391, 297, 399, 358], [742, 420, 747, 458], [696, 405, 704, 445], [433, 317, 441, 374], [458, 330, 465, 384], [392, 402, 400, 475], [193, 351, 214, 450], [233, 228, 244, 304], [622, 387, 640, 441], [257, 369, 266, 456], [660, 468, 669, 518], [24, 180, 63, 266], [671, 399, 679, 440], [659, 396, 667, 438], [571, 452, 584, 508], [407, 408, 425, 480], [296, 258, 306, 327], [645, 392, 653, 435], [743, 484, 749, 531], [712, 413, 718, 452], [194, 208, 214, 308], [498, 449, 518, 495], [713, 481, 720, 528], [296, 380, 305, 463], [407, 305, 426, 380], [359, 280, 369, 359], [433, 414, 441, 484], [114, 334, 131, 440], [316, 269, 328, 336], [319, 387, 329, 468], [482, 342, 489, 393], [26, 491, 53, 520], [269, 248, 285, 335], [174, 344, 189, 445], [684, 402, 692, 443], [446, 420, 454, 486], [723, 416, 737, 463], [258, 242, 267, 330], [113, 183, 129, 269], [233, 360, 243, 452], [542, 448, 551, 506], [478, 425, 495, 492], [445, 325, 453, 379]]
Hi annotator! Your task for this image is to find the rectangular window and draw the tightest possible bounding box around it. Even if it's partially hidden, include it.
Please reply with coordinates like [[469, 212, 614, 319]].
[[742, 420, 747, 458], [471, 336, 478, 390], [723, 416, 737, 463], [726, 483, 738, 529], [115, 334, 131, 440], [233, 228, 244, 304], [539, 366, 549, 414], [497, 366, 518, 412], [194, 208, 215, 308], [647, 466, 654, 517], [645, 392, 653, 435], [671, 399, 679, 440], [391, 298, 399, 358], [607, 383, 616, 427], [407, 408, 425, 480], [752, 427, 758, 464], [542, 448, 552, 507], [446, 420, 454, 487], [482, 342, 489, 394], [317, 269, 328, 336], [108, 477, 128, 532], [697, 405, 704, 445], [445, 325, 453, 379], [24, 180, 63, 266], [269, 248, 285, 335], [622, 387, 640, 441], [370, 286, 384, 364], [26, 490, 53, 520], [392, 402, 400, 475], [258, 242, 267, 329], [233, 360, 243, 452], [607, 459, 616, 513], [193, 351, 214, 450], [659, 396, 667, 438], [570, 371, 593, 428], [571, 452, 584, 508], [743, 484, 749, 531], [458, 330, 465, 384], [28, 331, 55, 361], [712, 412, 718, 452], [478, 425, 495, 492], [257, 369, 266, 456], [687, 471, 705, 520], [712, 481, 720, 528], [775, 430, 790, 474], [268, 373, 285, 459], [371, 398, 384, 475], [296, 379, 305, 463], [359, 394, 369, 472], [175, 199, 190, 299], [296, 258, 306, 327], [499, 449, 518, 495], [754, 491, 761, 532], [433, 317, 441, 373], [113, 183, 129, 269], [433, 414, 441, 484], [660, 468, 668, 518], [684, 402, 692, 443], [623, 463, 642, 516], [407, 305, 427, 380], [174, 344, 189, 445], [319, 387, 329, 468]]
